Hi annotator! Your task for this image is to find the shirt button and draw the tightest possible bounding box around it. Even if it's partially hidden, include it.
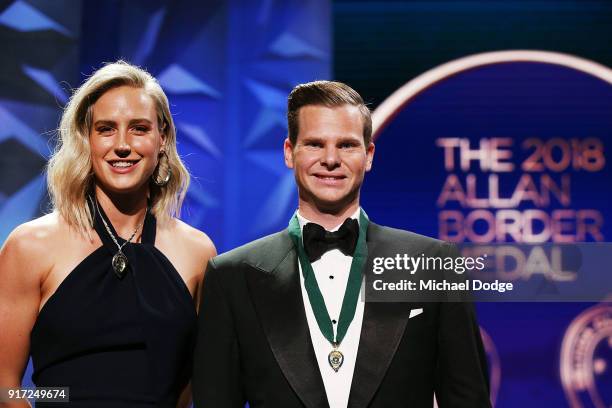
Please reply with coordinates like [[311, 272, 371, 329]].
[[329, 275, 334, 279], [332, 319, 337, 324]]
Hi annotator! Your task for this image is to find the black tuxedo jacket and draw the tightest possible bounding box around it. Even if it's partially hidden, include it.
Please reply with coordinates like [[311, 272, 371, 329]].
[[193, 222, 491, 408]]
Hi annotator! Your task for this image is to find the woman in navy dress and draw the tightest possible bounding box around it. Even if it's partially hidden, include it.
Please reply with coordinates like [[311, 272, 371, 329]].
[[0, 61, 215, 407]]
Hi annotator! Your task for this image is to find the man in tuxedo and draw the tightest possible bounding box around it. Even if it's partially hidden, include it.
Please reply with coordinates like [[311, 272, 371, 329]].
[[193, 81, 491, 408]]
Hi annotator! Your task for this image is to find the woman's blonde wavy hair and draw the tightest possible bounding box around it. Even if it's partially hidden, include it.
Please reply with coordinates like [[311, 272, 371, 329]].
[[47, 60, 190, 233]]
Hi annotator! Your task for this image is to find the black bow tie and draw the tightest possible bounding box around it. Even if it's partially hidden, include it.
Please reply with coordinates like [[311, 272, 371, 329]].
[[302, 218, 359, 262]]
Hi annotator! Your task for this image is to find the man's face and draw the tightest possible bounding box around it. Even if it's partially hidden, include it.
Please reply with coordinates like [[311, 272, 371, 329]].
[[284, 104, 374, 213]]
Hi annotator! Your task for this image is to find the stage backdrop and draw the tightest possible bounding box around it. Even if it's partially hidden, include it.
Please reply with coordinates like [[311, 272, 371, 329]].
[[0, 0, 330, 391], [335, 1, 612, 407]]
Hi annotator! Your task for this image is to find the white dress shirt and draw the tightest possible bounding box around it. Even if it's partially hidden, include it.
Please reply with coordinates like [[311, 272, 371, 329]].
[[297, 209, 365, 408]]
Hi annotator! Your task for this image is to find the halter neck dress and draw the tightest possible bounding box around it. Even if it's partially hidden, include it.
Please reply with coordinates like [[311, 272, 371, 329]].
[[30, 203, 197, 407]]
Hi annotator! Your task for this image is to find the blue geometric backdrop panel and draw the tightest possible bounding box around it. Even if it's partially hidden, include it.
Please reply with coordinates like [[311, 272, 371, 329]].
[[0, 0, 81, 242]]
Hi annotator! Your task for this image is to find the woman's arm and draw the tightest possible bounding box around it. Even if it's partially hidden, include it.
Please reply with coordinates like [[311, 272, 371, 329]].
[[173, 223, 216, 408], [0, 224, 49, 408]]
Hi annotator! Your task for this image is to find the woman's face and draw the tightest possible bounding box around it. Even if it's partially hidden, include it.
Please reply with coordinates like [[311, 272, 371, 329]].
[[89, 85, 165, 195]]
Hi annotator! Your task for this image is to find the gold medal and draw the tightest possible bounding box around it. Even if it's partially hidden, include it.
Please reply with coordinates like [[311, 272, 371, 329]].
[[328, 343, 344, 372]]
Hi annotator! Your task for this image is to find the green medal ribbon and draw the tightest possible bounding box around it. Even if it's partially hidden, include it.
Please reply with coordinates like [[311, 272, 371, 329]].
[[287, 209, 369, 349]]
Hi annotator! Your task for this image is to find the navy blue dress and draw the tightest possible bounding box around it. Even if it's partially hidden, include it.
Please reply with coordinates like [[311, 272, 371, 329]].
[[30, 203, 197, 407]]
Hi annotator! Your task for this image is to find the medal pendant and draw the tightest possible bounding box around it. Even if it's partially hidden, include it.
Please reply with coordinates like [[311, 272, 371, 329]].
[[112, 251, 128, 279], [328, 347, 344, 372]]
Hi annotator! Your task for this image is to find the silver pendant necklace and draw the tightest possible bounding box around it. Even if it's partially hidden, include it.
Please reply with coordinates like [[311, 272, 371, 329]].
[[90, 196, 147, 279]]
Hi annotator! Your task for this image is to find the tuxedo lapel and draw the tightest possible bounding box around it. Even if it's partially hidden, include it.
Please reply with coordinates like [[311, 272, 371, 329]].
[[245, 231, 329, 408], [348, 223, 412, 408]]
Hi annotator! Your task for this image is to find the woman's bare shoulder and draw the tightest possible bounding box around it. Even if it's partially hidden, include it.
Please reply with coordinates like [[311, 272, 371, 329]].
[[166, 218, 217, 259], [0, 213, 64, 281], [3, 213, 63, 251]]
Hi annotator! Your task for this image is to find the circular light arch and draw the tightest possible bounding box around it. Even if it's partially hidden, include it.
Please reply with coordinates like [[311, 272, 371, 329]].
[[373, 50, 612, 139]]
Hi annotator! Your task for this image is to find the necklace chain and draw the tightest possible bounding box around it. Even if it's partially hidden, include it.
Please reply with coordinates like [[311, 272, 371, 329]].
[[90, 196, 147, 251]]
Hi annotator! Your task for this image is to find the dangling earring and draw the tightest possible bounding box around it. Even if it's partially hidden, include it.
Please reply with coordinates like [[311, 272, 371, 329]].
[[152, 150, 172, 187]]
